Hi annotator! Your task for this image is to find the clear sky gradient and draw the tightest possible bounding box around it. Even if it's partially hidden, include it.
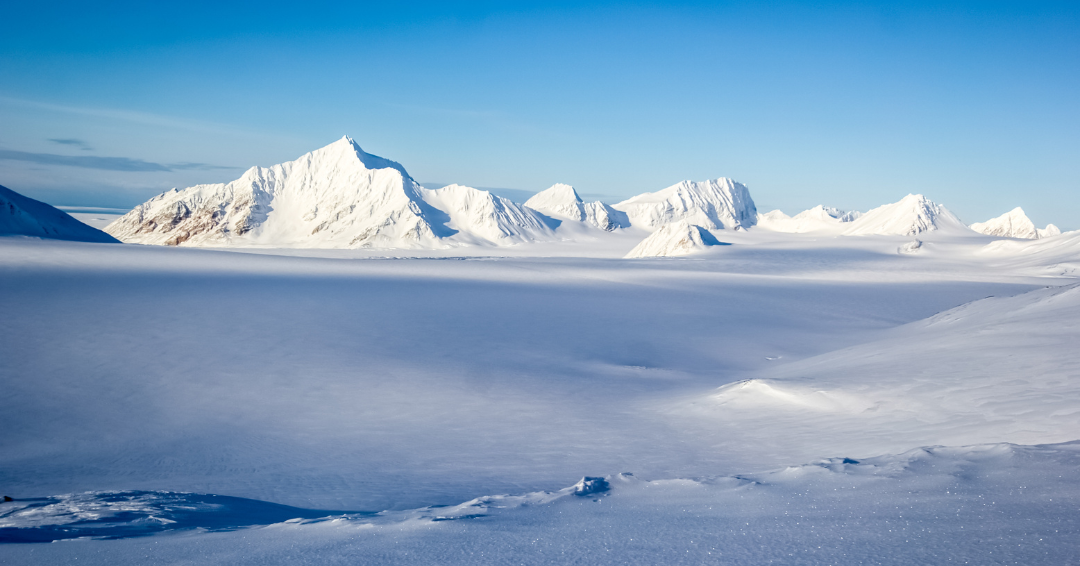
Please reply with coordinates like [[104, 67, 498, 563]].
[[1, 1, 1077, 228]]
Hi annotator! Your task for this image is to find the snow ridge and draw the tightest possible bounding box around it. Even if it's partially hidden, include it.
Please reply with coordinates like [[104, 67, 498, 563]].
[[843, 194, 969, 236], [970, 207, 1060, 239], [524, 183, 627, 231], [0, 185, 118, 243], [757, 205, 861, 233], [613, 178, 757, 232]]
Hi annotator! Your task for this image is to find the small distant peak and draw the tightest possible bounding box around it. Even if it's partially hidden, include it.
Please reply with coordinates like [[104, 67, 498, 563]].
[[546, 183, 582, 202]]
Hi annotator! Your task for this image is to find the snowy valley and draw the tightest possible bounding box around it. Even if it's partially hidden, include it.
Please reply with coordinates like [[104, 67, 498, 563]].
[[2, 138, 1079, 564]]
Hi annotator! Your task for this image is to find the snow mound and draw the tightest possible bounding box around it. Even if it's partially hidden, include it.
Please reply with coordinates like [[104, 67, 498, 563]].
[[843, 194, 970, 236], [105, 137, 553, 249], [970, 207, 1058, 239], [711, 379, 877, 413], [523, 184, 627, 231], [613, 178, 757, 232], [756, 205, 861, 233], [624, 220, 727, 258], [898, 239, 923, 254], [0, 185, 118, 243]]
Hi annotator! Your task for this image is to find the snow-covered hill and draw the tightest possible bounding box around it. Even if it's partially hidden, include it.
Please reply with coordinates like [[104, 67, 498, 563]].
[[970, 207, 1060, 239], [624, 220, 726, 258], [613, 178, 757, 232], [0, 184, 118, 243], [524, 184, 627, 231], [843, 194, 970, 236], [757, 205, 861, 233], [105, 137, 553, 248]]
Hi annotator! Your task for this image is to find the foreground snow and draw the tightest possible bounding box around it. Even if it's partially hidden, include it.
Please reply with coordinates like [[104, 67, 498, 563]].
[[4, 441, 1078, 564], [1, 231, 1078, 562]]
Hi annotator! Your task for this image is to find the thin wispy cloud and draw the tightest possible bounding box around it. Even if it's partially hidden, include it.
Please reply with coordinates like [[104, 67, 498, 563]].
[[0, 149, 237, 172], [0, 95, 283, 140], [48, 138, 93, 151]]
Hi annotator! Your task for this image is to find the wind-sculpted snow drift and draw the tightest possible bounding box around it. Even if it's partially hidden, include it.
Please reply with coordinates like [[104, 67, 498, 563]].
[[4, 442, 1078, 564], [0, 185, 118, 243]]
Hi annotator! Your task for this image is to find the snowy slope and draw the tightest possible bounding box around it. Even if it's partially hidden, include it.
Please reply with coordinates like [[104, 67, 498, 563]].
[[843, 193, 970, 236], [756, 205, 860, 233], [418, 184, 552, 245], [624, 220, 726, 258], [0, 185, 118, 243], [105, 137, 551, 249], [980, 228, 1080, 276], [613, 178, 757, 232], [523, 184, 627, 231], [970, 206, 1060, 239], [681, 283, 1080, 462]]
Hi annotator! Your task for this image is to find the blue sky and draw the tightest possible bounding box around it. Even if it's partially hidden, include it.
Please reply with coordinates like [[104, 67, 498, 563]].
[[1, 1, 1077, 227]]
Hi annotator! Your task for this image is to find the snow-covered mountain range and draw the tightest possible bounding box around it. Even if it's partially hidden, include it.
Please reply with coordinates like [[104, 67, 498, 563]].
[[105, 137, 552, 248], [970, 207, 1060, 239], [101, 137, 1064, 255], [1, 184, 118, 243]]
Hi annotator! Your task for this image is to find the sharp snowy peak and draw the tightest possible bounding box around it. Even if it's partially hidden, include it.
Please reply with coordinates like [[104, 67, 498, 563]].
[[757, 205, 861, 233], [970, 207, 1060, 239], [524, 184, 627, 231], [843, 194, 970, 236], [624, 220, 727, 258], [0, 185, 118, 243], [613, 178, 757, 232], [105, 137, 552, 248]]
